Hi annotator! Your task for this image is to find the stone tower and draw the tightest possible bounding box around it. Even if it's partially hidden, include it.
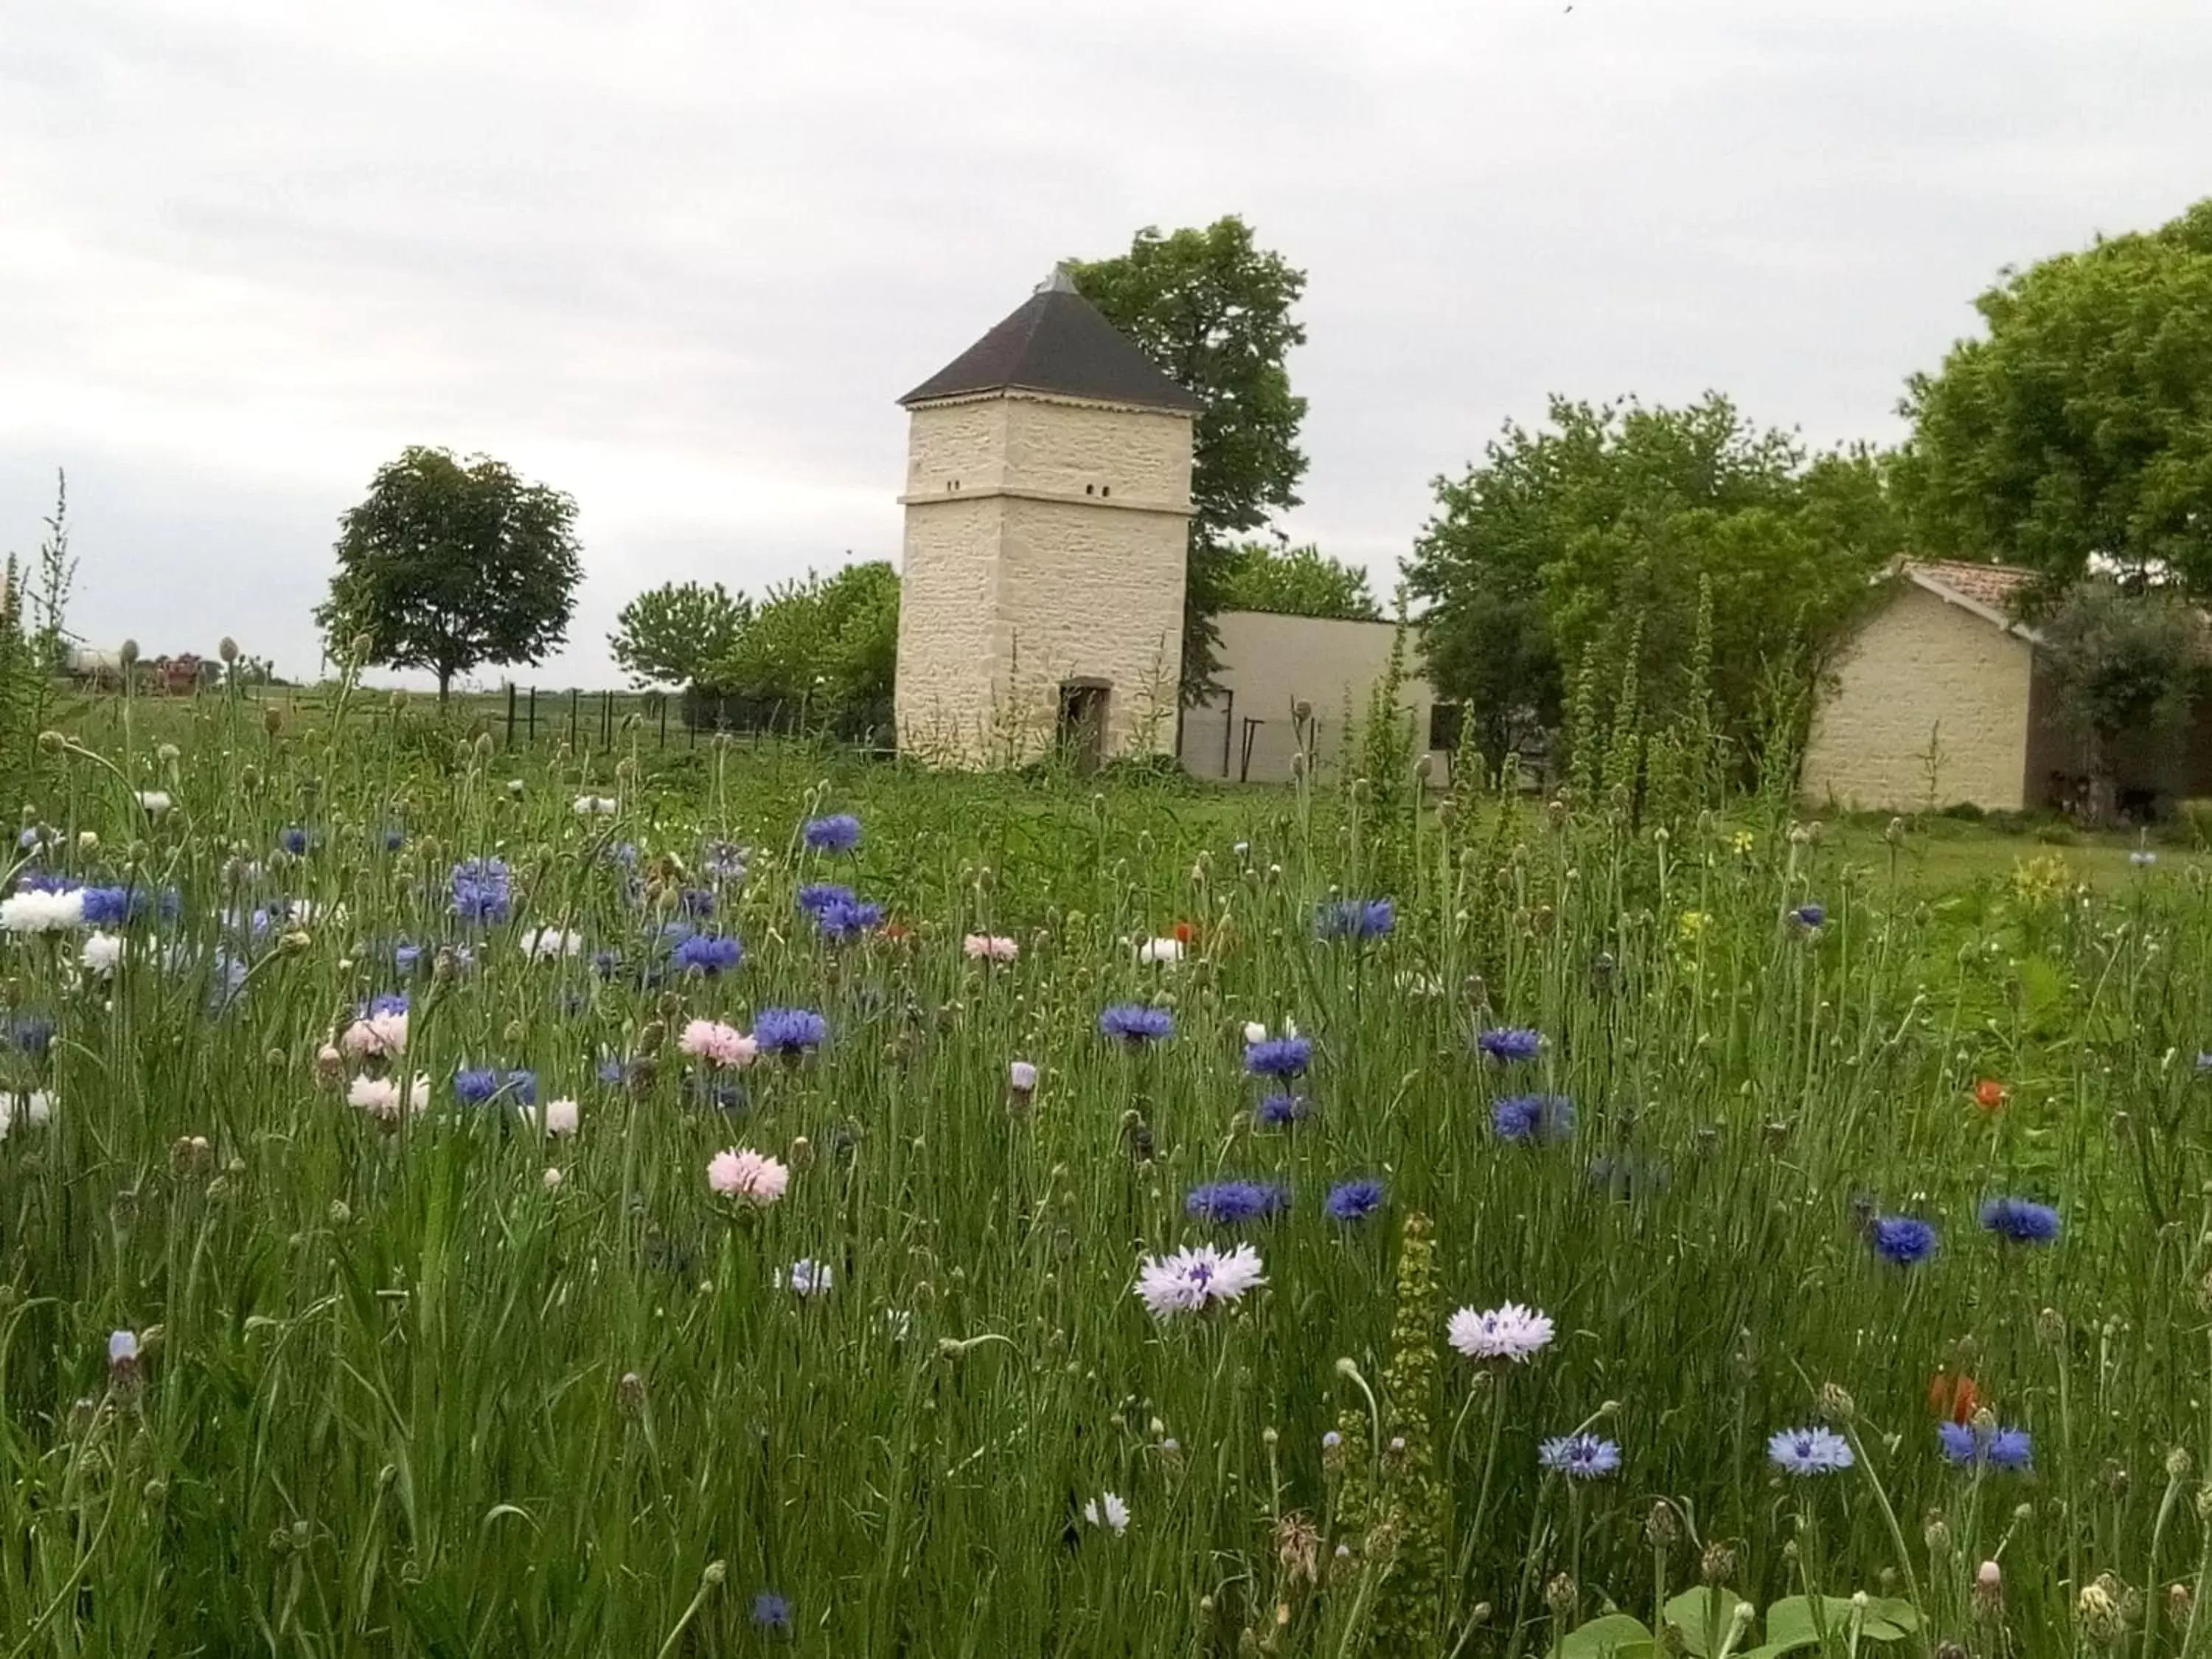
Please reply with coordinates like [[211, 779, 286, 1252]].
[[894, 270, 1198, 768]]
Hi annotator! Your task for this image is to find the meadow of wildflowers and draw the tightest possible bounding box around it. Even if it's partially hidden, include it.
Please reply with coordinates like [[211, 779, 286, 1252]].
[[0, 694, 2208, 1656]]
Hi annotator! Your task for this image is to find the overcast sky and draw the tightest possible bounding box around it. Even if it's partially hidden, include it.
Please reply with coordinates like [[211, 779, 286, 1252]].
[[2, 1, 2205, 687]]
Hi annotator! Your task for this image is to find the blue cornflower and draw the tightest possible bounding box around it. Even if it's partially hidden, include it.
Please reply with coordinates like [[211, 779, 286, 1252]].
[[1186, 1180, 1289, 1225], [815, 895, 883, 942], [394, 942, 424, 975], [802, 813, 862, 853], [1326, 1178, 1386, 1222], [455, 1068, 535, 1107], [1980, 1197, 2062, 1245], [1315, 899, 1394, 940], [1245, 1036, 1312, 1079], [1255, 1092, 1310, 1128], [754, 1007, 827, 1058], [1871, 1215, 1939, 1267], [78, 886, 147, 928], [752, 1590, 793, 1633], [1767, 1426, 1854, 1476], [678, 888, 715, 918], [451, 858, 512, 925], [1475, 1027, 1543, 1063], [596, 1055, 640, 1088], [360, 992, 409, 1019], [382, 827, 406, 852], [1790, 904, 1827, 929], [1539, 1433, 1623, 1479], [1938, 1421, 2033, 1472], [605, 842, 639, 869], [702, 841, 747, 881], [278, 826, 310, 856], [672, 933, 743, 976], [1099, 1004, 1173, 1045], [1493, 1093, 1576, 1144], [6, 1014, 55, 1056], [797, 883, 857, 916]]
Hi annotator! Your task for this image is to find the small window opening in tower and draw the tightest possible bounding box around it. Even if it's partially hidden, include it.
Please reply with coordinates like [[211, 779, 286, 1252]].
[[1100, 485, 1111, 498]]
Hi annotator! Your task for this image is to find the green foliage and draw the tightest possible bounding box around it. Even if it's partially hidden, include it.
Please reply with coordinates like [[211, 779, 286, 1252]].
[[315, 446, 583, 698], [1406, 397, 1902, 771], [702, 560, 898, 740], [608, 580, 752, 689], [1561, 1591, 1919, 1659], [1217, 541, 1380, 620], [1897, 198, 2212, 591], [2037, 580, 2202, 768], [1071, 218, 1310, 700]]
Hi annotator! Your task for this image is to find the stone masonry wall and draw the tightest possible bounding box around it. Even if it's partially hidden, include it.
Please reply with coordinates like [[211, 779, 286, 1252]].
[[1801, 582, 2033, 812], [894, 493, 1003, 763]]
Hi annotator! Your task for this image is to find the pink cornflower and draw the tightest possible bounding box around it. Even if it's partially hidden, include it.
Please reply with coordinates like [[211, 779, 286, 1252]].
[[340, 1012, 408, 1058], [680, 1019, 759, 1068], [963, 934, 1019, 963], [708, 1147, 790, 1206]]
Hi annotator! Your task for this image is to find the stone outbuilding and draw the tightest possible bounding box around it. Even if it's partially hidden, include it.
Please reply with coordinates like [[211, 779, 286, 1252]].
[[1801, 560, 2212, 816], [1177, 610, 1453, 785], [894, 271, 1199, 768]]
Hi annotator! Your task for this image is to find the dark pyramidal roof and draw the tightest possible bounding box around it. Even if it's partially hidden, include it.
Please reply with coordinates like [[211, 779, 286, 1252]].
[[899, 271, 1203, 413]]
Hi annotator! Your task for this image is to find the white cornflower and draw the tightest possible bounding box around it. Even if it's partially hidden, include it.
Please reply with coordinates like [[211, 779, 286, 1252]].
[[347, 1074, 430, 1121], [1135, 937, 1185, 964], [542, 1166, 564, 1191], [538, 1098, 580, 1137], [81, 932, 125, 977], [1083, 1492, 1131, 1534], [0, 1091, 54, 1138], [520, 927, 584, 960], [1447, 1301, 1556, 1363], [1133, 1244, 1266, 1319], [135, 791, 173, 816], [1, 888, 85, 933], [1242, 1021, 1269, 1044], [776, 1259, 832, 1298], [572, 795, 618, 815]]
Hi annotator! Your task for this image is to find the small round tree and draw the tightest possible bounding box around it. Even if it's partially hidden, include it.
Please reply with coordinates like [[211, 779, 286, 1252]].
[[2039, 580, 2203, 822], [316, 447, 583, 701]]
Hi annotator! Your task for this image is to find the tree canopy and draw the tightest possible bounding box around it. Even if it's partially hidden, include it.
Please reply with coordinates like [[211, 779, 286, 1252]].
[[608, 580, 751, 689], [700, 561, 899, 741], [1216, 542, 1380, 622], [1897, 198, 2212, 594], [316, 447, 582, 699], [1405, 396, 1902, 767], [1071, 218, 1309, 702], [2037, 580, 2202, 815]]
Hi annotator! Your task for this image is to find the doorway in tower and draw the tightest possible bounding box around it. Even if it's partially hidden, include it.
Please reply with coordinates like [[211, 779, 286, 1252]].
[[1057, 680, 1110, 774]]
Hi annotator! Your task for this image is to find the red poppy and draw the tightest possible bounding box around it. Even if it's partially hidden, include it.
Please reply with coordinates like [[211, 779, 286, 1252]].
[[880, 921, 913, 945], [1172, 921, 1199, 946], [1927, 1371, 1980, 1424], [1972, 1079, 2007, 1112]]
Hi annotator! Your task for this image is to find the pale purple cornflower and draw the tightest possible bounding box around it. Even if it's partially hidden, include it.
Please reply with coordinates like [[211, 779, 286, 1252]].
[[1539, 1434, 1622, 1479], [1767, 1426, 1854, 1475], [1133, 1244, 1266, 1318], [1447, 1302, 1554, 1363]]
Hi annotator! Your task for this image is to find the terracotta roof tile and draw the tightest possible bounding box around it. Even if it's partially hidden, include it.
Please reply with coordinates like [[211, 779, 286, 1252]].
[[1903, 560, 2039, 618]]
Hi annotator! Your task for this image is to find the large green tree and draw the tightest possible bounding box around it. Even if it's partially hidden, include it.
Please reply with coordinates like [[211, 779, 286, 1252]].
[[1217, 541, 1380, 621], [703, 560, 899, 741], [2037, 580, 2202, 819], [1406, 397, 1901, 767], [608, 580, 751, 689], [1897, 198, 2212, 593], [316, 447, 582, 700], [1071, 218, 1308, 701]]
